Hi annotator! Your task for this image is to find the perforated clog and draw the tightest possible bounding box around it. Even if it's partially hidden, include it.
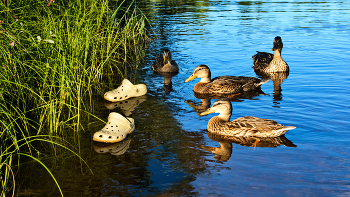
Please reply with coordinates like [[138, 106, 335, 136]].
[[104, 79, 147, 102], [93, 112, 135, 143]]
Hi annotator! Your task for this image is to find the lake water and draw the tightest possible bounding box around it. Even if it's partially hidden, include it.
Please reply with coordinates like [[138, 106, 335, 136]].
[[18, 0, 350, 196]]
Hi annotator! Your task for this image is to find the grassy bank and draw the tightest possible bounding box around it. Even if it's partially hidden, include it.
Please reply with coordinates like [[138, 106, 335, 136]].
[[0, 0, 149, 195]]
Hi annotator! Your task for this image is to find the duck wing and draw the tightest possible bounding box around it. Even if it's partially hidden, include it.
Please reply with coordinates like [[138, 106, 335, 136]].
[[152, 53, 164, 71], [205, 76, 262, 94], [252, 51, 274, 75], [222, 116, 295, 137]]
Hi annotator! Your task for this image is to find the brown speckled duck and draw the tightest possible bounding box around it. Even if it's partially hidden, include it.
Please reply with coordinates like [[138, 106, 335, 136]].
[[200, 99, 296, 137], [185, 64, 267, 95], [152, 49, 179, 73], [252, 36, 289, 75]]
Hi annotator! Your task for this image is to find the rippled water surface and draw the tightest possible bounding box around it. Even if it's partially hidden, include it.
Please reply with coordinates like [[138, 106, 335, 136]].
[[19, 0, 350, 196]]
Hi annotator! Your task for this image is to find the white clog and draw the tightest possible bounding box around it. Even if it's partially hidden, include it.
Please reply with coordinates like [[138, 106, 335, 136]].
[[104, 79, 147, 102], [93, 112, 135, 143]]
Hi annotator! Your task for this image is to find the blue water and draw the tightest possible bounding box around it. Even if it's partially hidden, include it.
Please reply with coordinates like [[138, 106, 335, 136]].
[[140, 0, 350, 196], [18, 1, 350, 196]]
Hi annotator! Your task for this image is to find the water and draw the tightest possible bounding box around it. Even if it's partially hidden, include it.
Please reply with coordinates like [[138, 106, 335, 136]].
[[18, 0, 350, 196]]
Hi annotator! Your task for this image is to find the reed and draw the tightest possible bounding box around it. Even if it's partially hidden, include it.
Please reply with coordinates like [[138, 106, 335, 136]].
[[0, 0, 149, 196]]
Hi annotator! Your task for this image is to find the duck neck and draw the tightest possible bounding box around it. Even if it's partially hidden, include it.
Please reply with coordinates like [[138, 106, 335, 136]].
[[273, 49, 282, 59], [200, 77, 211, 83], [217, 112, 231, 122]]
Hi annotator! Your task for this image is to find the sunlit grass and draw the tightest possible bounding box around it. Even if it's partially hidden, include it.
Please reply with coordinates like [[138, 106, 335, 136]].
[[0, 0, 149, 196]]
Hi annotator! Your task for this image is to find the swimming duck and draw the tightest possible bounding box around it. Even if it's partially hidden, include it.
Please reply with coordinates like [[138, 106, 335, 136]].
[[252, 36, 289, 75], [185, 64, 267, 95], [152, 49, 179, 73], [200, 99, 296, 137]]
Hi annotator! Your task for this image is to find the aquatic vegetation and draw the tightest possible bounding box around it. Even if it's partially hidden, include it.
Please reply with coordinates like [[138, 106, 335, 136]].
[[0, 0, 149, 196]]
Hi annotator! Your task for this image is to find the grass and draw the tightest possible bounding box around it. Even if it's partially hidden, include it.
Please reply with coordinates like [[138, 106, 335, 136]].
[[0, 0, 149, 196]]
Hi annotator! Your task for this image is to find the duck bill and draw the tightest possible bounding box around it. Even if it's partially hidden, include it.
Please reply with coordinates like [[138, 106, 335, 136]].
[[200, 108, 215, 116], [185, 74, 197, 83]]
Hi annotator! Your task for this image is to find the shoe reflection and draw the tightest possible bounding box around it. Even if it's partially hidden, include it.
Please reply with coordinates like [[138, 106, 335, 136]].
[[104, 95, 147, 116], [93, 134, 133, 156]]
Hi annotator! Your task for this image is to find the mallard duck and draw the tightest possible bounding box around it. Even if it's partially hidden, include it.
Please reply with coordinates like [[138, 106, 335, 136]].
[[185, 64, 267, 95], [252, 36, 289, 74], [200, 99, 296, 137], [152, 49, 179, 73]]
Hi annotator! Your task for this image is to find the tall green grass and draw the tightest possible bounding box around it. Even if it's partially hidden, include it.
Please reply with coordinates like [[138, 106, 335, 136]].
[[0, 0, 149, 196]]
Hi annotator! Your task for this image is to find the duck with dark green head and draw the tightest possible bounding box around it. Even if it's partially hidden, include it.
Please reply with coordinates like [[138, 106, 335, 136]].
[[152, 49, 179, 73]]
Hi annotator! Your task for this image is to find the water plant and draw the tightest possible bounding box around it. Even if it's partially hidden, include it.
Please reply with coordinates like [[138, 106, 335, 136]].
[[0, 0, 149, 196]]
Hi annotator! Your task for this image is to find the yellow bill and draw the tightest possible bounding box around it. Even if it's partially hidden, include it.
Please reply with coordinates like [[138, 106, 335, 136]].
[[200, 108, 215, 116], [184, 74, 197, 83]]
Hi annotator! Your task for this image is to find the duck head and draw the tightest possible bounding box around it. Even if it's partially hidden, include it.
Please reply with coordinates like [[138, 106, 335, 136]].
[[272, 36, 283, 52], [185, 64, 211, 83]]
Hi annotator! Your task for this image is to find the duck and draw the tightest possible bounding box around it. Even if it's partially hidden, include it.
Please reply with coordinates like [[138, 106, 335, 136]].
[[185, 64, 267, 95], [152, 49, 179, 73], [200, 99, 296, 137], [252, 36, 289, 75]]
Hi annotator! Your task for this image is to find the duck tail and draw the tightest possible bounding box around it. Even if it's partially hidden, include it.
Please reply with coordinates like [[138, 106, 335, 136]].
[[256, 78, 270, 87], [272, 126, 296, 137]]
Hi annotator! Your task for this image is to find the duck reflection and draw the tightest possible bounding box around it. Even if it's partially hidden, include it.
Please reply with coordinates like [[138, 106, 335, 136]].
[[104, 95, 147, 116], [160, 72, 178, 94], [202, 132, 296, 162], [257, 72, 289, 105], [93, 134, 133, 156], [185, 89, 265, 116], [185, 98, 211, 115]]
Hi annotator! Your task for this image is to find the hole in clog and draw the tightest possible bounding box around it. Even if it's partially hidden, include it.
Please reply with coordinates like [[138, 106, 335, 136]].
[[108, 136, 112, 139], [120, 102, 123, 104], [116, 125, 118, 127], [114, 97, 117, 99], [125, 95, 128, 98], [125, 101, 128, 103], [99, 135, 103, 138], [122, 89, 123, 91], [122, 135, 124, 137], [111, 126, 113, 127], [117, 136, 119, 139], [120, 97, 122, 99], [136, 89, 139, 92]]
